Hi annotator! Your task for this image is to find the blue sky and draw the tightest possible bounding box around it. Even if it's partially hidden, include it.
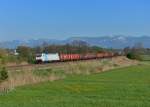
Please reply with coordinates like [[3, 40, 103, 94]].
[[0, 0, 150, 41]]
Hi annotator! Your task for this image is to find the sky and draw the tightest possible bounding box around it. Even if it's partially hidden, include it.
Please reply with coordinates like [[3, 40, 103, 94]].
[[0, 0, 150, 41]]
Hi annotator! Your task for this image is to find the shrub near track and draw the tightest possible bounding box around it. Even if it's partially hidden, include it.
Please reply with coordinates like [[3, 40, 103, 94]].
[[0, 67, 8, 81]]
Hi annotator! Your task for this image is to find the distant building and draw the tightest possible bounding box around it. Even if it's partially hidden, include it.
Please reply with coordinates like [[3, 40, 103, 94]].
[[14, 49, 19, 56]]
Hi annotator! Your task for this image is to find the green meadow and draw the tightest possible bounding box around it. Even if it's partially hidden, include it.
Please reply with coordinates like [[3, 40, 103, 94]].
[[141, 55, 150, 61], [0, 64, 150, 107]]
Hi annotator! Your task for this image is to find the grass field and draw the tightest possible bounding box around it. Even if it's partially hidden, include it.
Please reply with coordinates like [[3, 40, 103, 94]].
[[0, 64, 150, 107], [141, 55, 150, 61]]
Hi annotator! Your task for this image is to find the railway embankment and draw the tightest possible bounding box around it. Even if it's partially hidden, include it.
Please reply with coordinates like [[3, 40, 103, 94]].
[[0, 56, 139, 92]]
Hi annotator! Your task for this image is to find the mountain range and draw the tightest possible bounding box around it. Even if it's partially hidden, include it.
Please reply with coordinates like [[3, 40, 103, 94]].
[[0, 36, 150, 49]]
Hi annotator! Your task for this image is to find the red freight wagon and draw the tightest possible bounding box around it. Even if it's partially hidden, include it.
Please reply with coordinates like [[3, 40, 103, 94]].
[[81, 53, 97, 60], [103, 52, 114, 58], [103, 52, 108, 57], [97, 52, 105, 58], [107, 52, 114, 57], [60, 54, 80, 61]]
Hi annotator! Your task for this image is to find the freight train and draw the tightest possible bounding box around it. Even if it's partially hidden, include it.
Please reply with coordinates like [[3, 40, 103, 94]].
[[35, 52, 114, 63]]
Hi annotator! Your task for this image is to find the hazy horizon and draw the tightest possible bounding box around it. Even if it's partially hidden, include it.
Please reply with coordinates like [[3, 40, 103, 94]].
[[0, 35, 150, 42], [0, 0, 150, 41]]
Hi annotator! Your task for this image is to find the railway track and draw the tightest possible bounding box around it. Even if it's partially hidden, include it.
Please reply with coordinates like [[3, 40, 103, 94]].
[[7, 62, 65, 71]]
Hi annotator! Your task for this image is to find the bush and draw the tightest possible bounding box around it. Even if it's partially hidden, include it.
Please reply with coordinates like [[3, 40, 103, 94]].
[[0, 67, 8, 81], [126, 52, 142, 61]]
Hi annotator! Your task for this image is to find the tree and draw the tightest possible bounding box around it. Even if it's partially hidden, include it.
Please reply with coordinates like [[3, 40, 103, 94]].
[[123, 46, 130, 55], [70, 40, 89, 53], [132, 42, 145, 54], [17, 46, 31, 58], [34, 46, 42, 54], [17, 46, 35, 63]]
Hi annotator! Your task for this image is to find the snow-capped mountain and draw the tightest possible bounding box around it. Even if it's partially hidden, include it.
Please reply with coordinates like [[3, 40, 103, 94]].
[[0, 36, 150, 49]]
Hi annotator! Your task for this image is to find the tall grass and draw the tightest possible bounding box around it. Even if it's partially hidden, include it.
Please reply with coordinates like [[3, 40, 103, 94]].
[[0, 69, 65, 92]]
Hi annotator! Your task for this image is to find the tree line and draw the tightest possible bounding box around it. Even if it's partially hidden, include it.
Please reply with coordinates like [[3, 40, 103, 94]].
[[1, 41, 149, 64], [16, 40, 106, 63], [0, 40, 110, 64]]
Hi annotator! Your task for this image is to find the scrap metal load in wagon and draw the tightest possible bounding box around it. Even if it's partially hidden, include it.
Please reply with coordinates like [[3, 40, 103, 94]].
[[35, 52, 114, 63]]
